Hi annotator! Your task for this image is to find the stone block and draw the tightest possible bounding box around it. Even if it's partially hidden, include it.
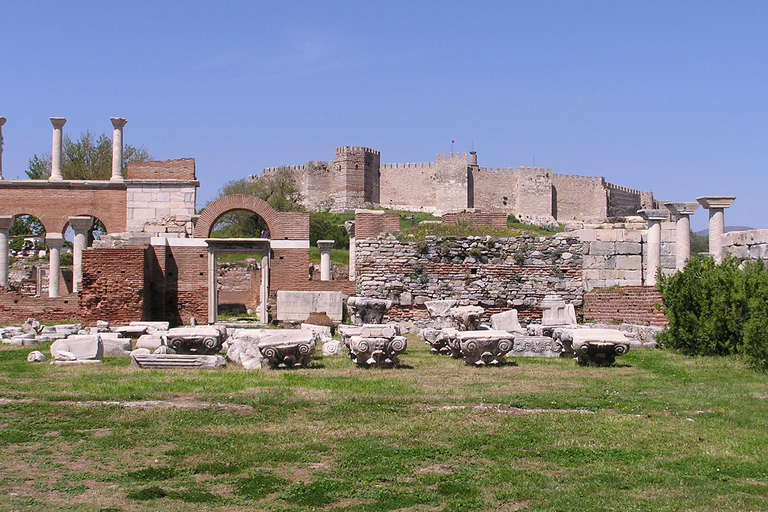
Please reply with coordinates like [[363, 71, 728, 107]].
[[584, 255, 612, 269], [596, 230, 617, 242], [136, 334, 163, 350], [360, 324, 400, 338], [50, 336, 103, 361], [615, 255, 642, 270], [131, 353, 226, 369], [615, 242, 642, 255], [425, 300, 457, 317], [576, 229, 597, 242], [166, 326, 224, 355], [27, 351, 47, 363], [490, 309, 524, 332], [508, 336, 563, 358], [588, 241, 615, 256], [276, 291, 344, 323], [257, 330, 317, 369], [103, 337, 132, 356]]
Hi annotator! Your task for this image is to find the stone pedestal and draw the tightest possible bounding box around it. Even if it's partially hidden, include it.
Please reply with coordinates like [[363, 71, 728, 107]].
[[697, 196, 736, 264], [0, 216, 13, 287], [639, 209, 669, 285], [424, 299, 458, 329], [347, 297, 393, 325], [110, 117, 127, 181], [50, 118, 66, 181], [317, 240, 334, 281], [46, 234, 64, 298], [664, 202, 699, 270], [555, 328, 631, 366]]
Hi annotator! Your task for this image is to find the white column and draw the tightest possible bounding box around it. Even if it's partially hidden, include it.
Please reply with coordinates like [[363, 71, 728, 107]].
[[697, 196, 736, 264], [664, 202, 699, 270], [317, 240, 335, 281], [110, 117, 127, 181], [639, 209, 668, 286], [47, 233, 64, 297], [0, 216, 13, 287], [260, 252, 270, 324], [50, 117, 66, 181], [0, 117, 6, 180], [69, 216, 93, 293], [345, 220, 355, 281]]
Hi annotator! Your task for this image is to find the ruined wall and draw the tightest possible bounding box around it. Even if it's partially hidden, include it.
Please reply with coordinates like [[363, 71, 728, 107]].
[[434, 153, 469, 214], [217, 262, 260, 313], [723, 230, 768, 261], [380, 162, 439, 212], [161, 245, 209, 325], [442, 211, 507, 228], [470, 167, 518, 213], [551, 175, 608, 222], [126, 159, 196, 181], [125, 182, 197, 236], [354, 211, 401, 240], [0, 289, 79, 324], [79, 246, 150, 324], [356, 234, 584, 323], [333, 146, 380, 210], [583, 286, 667, 326]]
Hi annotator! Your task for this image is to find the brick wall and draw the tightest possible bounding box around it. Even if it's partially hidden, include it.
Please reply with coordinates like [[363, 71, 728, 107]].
[[354, 211, 401, 240], [0, 289, 79, 324], [79, 246, 150, 324], [583, 286, 667, 326], [126, 159, 196, 180], [163, 246, 208, 325]]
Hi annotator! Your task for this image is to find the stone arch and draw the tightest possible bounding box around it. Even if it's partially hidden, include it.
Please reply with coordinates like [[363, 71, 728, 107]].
[[194, 195, 284, 239]]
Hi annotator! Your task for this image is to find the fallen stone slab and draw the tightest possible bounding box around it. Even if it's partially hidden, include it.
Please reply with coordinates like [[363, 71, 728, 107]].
[[450, 306, 485, 331], [50, 336, 103, 361], [490, 309, 525, 333], [130, 321, 170, 333], [102, 337, 133, 357], [276, 290, 344, 323], [507, 335, 564, 358], [301, 323, 333, 342], [131, 353, 226, 369], [226, 330, 268, 370], [136, 334, 164, 350], [115, 325, 149, 337]]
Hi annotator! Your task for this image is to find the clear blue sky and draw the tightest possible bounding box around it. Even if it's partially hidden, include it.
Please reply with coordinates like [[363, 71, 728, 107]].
[[2, 1, 766, 231]]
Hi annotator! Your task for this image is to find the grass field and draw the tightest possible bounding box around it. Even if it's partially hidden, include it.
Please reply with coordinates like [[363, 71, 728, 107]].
[[1, 337, 767, 511]]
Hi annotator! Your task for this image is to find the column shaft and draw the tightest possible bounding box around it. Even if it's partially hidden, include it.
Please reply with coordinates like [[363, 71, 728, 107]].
[[47, 236, 64, 298], [260, 253, 270, 324], [646, 221, 662, 286], [50, 118, 66, 181], [0, 117, 6, 180], [674, 214, 691, 270], [709, 208, 725, 264], [0, 216, 12, 287], [110, 118, 127, 181]]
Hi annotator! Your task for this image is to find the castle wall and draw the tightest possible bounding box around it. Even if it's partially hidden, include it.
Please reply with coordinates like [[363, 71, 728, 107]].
[[333, 146, 380, 210], [434, 153, 469, 214], [471, 167, 518, 213], [380, 162, 438, 212], [515, 168, 553, 221], [552, 174, 608, 221], [606, 182, 644, 218]]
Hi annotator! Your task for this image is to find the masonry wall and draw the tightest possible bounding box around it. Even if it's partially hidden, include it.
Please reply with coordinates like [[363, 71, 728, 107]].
[[583, 286, 667, 326], [606, 183, 644, 218], [442, 211, 507, 228], [724, 229, 768, 261], [471, 168, 518, 213], [552, 175, 608, 221], [515, 169, 554, 221], [0, 289, 79, 324], [125, 182, 197, 236], [333, 147, 380, 210], [434, 154, 470, 214], [356, 234, 584, 323], [79, 246, 150, 324], [217, 263, 260, 313], [380, 162, 439, 212], [159, 246, 208, 325], [354, 211, 401, 240]]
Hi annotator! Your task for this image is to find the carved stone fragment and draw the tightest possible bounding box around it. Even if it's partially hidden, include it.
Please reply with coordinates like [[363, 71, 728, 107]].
[[347, 297, 393, 325], [455, 330, 513, 366], [166, 326, 225, 355], [131, 353, 226, 369]]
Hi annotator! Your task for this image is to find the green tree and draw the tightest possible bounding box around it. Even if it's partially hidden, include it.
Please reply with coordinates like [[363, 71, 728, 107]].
[[207, 168, 304, 238], [25, 131, 151, 180]]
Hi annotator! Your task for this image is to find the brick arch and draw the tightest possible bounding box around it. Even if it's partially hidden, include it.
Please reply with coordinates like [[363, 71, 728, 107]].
[[194, 195, 284, 239]]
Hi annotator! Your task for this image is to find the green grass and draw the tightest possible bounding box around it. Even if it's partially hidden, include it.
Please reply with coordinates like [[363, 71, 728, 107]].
[[1, 338, 767, 510], [308, 246, 349, 266]]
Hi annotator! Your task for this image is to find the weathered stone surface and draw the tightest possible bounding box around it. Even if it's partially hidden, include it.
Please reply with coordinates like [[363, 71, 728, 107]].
[[360, 324, 399, 338], [129, 321, 170, 332], [277, 291, 344, 323], [508, 336, 563, 358], [301, 323, 332, 342], [102, 337, 132, 356], [450, 306, 485, 331], [115, 325, 149, 337], [166, 326, 224, 355], [420, 327, 453, 355], [27, 350, 46, 362], [425, 300, 457, 317], [490, 309, 525, 333], [257, 330, 317, 369], [541, 295, 576, 327], [347, 297, 393, 325], [555, 328, 631, 366], [131, 353, 226, 369], [226, 333, 266, 370], [455, 330, 513, 366], [338, 325, 363, 345], [136, 334, 163, 350], [50, 335, 103, 361], [321, 339, 343, 356], [346, 335, 407, 368]]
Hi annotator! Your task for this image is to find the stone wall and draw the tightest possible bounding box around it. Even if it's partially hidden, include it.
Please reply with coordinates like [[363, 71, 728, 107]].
[[125, 182, 197, 236], [470, 167, 518, 213], [356, 234, 584, 323], [217, 262, 260, 313], [334, 146, 380, 210], [442, 211, 507, 228], [724, 229, 768, 261], [552, 174, 608, 221], [354, 211, 401, 240], [380, 161, 440, 212], [583, 286, 667, 327], [0, 289, 79, 324], [515, 168, 554, 222], [606, 182, 646, 218]]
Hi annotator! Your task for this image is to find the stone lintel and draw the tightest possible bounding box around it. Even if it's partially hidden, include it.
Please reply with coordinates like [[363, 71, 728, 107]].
[[697, 196, 736, 209], [663, 202, 699, 216], [638, 209, 669, 221], [0, 180, 128, 190]]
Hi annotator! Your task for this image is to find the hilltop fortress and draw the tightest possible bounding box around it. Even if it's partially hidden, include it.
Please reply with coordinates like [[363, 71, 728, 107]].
[[251, 146, 657, 223]]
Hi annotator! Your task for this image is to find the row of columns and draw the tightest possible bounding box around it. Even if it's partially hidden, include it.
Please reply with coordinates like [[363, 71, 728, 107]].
[[641, 196, 735, 285], [0, 215, 93, 297], [0, 117, 126, 182]]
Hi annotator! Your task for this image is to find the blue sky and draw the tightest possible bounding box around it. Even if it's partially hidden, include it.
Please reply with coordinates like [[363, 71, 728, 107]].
[[2, 1, 766, 230]]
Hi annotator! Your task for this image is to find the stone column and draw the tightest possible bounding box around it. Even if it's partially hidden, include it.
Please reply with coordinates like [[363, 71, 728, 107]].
[[110, 117, 127, 181], [50, 117, 66, 181], [697, 196, 736, 264], [345, 220, 355, 281], [664, 202, 699, 270], [317, 240, 335, 281], [639, 209, 668, 286], [0, 216, 14, 287], [260, 252, 270, 324], [0, 116, 6, 180], [69, 216, 93, 293], [46, 233, 64, 297]]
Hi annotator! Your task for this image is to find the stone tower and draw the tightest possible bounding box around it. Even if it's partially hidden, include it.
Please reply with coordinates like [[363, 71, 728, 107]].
[[333, 146, 381, 211]]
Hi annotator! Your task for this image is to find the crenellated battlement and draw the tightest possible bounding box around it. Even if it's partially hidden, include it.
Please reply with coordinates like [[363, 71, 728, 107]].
[[605, 181, 646, 196], [335, 146, 380, 157], [436, 152, 468, 162], [552, 173, 606, 184], [515, 166, 552, 176], [249, 165, 306, 181], [380, 161, 436, 170], [478, 166, 516, 174]]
